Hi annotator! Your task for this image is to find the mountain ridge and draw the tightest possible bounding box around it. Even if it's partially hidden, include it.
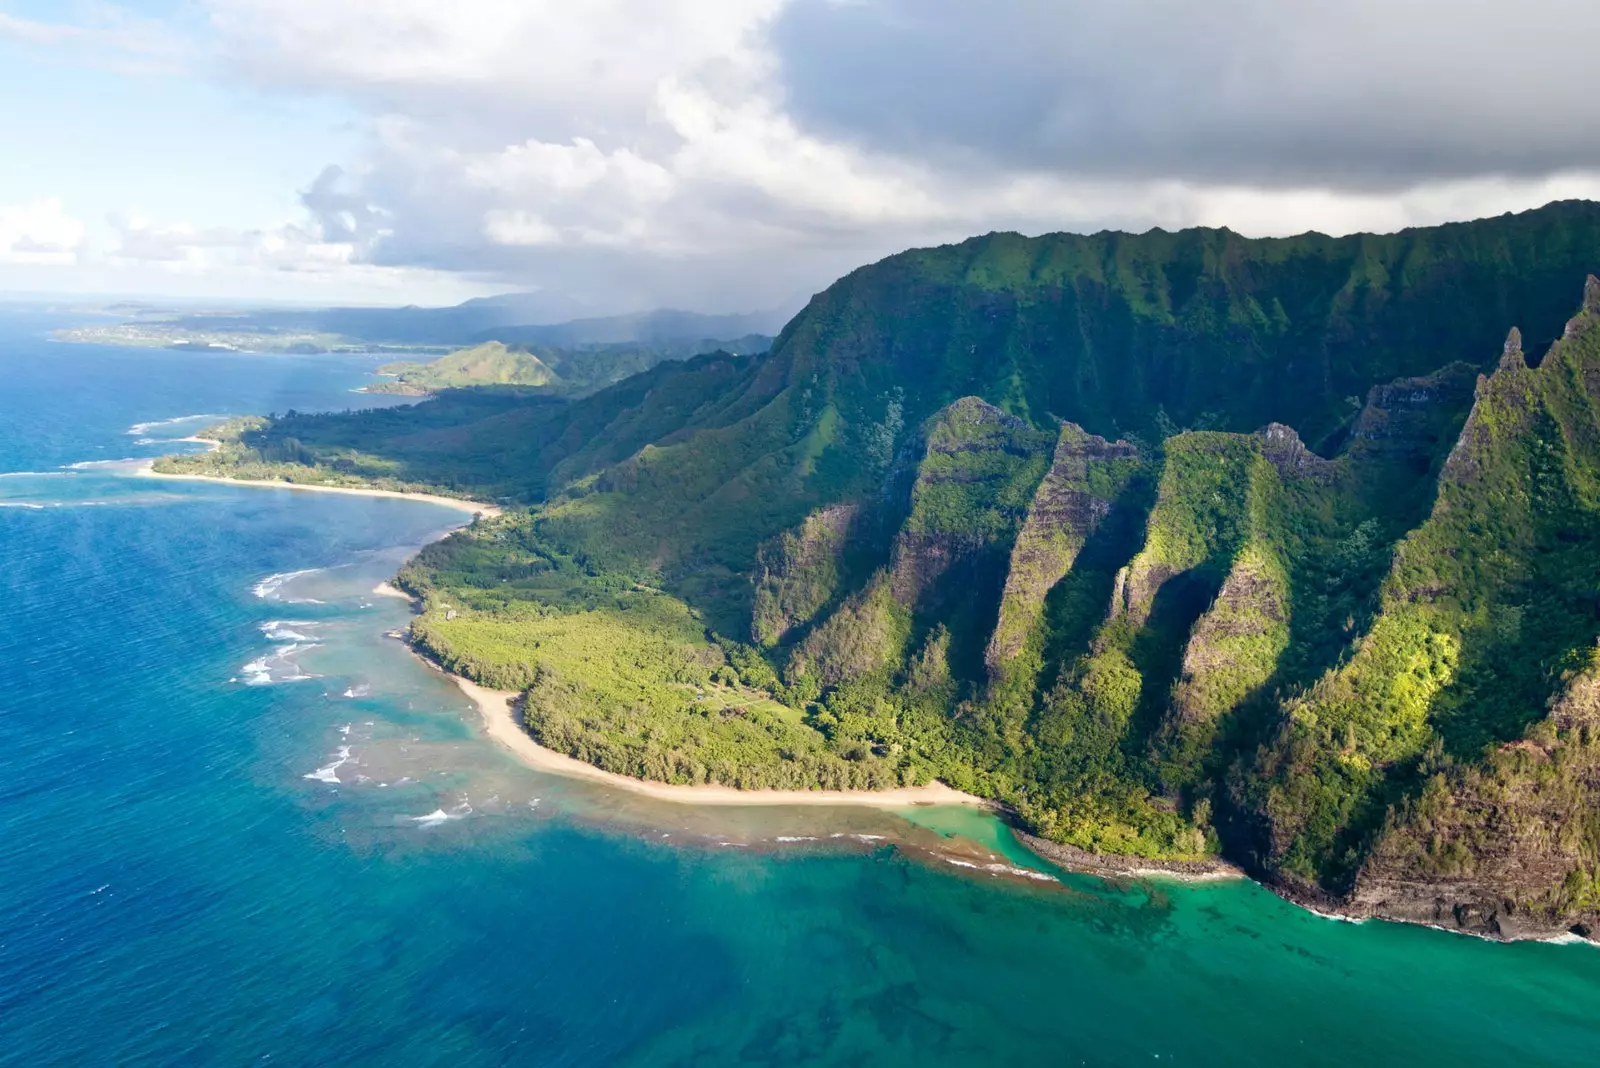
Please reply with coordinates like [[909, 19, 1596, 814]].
[[153, 201, 1600, 938]]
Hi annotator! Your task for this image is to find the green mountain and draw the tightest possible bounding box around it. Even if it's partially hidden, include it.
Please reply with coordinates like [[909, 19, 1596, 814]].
[[373, 341, 562, 394], [369, 335, 774, 398], [158, 201, 1600, 938]]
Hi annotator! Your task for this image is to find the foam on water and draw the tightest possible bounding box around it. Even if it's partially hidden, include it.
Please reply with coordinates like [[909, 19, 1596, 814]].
[[240, 642, 322, 686], [60, 458, 143, 470], [252, 568, 322, 599], [126, 414, 225, 437], [409, 800, 473, 827], [303, 745, 353, 785], [261, 620, 321, 643], [941, 858, 1057, 882]]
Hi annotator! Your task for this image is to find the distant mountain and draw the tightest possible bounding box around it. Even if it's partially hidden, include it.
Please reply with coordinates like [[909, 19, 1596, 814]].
[[370, 334, 774, 398], [158, 290, 591, 347], [371, 342, 562, 395], [144, 296, 789, 350], [480, 307, 794, 347]]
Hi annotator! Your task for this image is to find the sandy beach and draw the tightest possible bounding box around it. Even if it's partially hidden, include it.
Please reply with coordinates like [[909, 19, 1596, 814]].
[[451, 674, 987, 808], [142, 454, 979, 809], [136, 462, 503, 519]]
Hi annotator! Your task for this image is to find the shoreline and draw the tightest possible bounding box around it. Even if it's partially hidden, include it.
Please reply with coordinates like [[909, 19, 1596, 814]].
[[135, 462, 503, 519], [1013, 831, 1245, 882], [169, 461, 1598, 940], [449, 673, 988, 809]]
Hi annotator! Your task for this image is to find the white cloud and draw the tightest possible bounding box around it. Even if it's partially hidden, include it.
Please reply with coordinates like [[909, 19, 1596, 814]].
[[17, 2, 1600, 308], [189, 0, 1600, 311], [0, 200, 87, 266]]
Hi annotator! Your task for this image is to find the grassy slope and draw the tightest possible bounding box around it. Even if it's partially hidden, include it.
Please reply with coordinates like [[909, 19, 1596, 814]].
[[377, 341, 561, 391]]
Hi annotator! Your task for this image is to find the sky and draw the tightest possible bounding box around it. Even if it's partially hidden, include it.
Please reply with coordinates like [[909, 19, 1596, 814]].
[[5, 0, 1600, 312]]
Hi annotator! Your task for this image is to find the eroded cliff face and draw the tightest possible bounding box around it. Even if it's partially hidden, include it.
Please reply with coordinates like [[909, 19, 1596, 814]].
[[1348, 657, 1600, 940], [786, 397, 1053, 686], [886, 398, 1052, 614], [751, 504, 860, 646], [1330, 308, 1600, 938], [1236, 280, 1600, 931], [1168, 545, 1291, 731], [985, 424, 1139, 681], [785, 573, 907, 687]]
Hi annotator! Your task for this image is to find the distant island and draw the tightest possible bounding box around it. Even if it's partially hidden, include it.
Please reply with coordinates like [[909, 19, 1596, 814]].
[[53, 320, 447, 355], [55, 300, 791, 359], [155, 201, 1600, 942]]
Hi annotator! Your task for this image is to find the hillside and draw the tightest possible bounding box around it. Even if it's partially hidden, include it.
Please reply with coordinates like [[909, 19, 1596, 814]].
[[372, 342, 562, 394], [159, 201, 1600, 938]]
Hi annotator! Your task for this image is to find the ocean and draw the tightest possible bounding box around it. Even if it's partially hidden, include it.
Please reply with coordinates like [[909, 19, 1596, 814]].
[[1, 309, 1597, 1066]]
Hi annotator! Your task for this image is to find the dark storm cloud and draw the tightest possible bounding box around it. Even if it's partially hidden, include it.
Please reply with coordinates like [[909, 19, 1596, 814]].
[[772, 0, 1600, 188]]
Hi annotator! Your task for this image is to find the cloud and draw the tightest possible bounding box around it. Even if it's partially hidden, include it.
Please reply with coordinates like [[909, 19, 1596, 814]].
[[108, 210, 359, 273], [0, 13, 83, 45], [163, 1, 1600, 310], [0, 4, 193, 76], [0, 200, 87, 266], [773, 0, 1600, 189]]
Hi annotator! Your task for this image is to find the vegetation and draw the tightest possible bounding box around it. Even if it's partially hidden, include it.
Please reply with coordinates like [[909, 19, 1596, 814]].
[[165, 202, 1600, 925], [372, 341, 561, 394]]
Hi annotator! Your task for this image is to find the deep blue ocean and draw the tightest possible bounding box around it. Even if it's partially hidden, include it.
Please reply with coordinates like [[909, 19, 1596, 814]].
[[2, 309, 1598, 1066]]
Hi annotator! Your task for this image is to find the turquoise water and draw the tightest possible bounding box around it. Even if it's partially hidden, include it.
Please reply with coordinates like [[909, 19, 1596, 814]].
[[2, 312, 1597, 1066]]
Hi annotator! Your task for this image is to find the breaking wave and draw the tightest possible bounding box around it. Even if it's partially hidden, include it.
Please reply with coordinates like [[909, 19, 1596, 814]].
[[303, 746, 352, 785], [126, 414, 224, 438], [251, 568, 322, 600]]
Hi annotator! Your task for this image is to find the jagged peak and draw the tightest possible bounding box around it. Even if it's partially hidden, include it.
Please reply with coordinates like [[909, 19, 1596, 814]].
[[927, 395, 1024, 431], [1497, 327, 1525, 372], [1563, 276, 1600, 340], [1055, 420, 1139, 460], [1256, 423, 1334, 481]]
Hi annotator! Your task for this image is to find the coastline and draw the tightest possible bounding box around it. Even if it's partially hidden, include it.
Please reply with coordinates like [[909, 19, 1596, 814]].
[[1013, 831, 1245, 882], [154, 461, 1596, 940], [450, 673, 988, 809], [135, 462, 503, 519]]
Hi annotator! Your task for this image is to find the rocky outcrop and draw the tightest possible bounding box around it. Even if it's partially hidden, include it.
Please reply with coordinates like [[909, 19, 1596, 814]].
[[788, 396, 1058, 686], [1106, 433, 1261, 629], [1345, 361, 1479, 476], [1497, 327, 1526, 372], [1255, 423, 1333, 482], [1168, 545, 1290, 726], [1563, 273, 1600, 339], [751, 504, 860, 645], [1015, 831, 1245, 880], [984, 424, 1138, 679], [1345, 660, 1600, 940]]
